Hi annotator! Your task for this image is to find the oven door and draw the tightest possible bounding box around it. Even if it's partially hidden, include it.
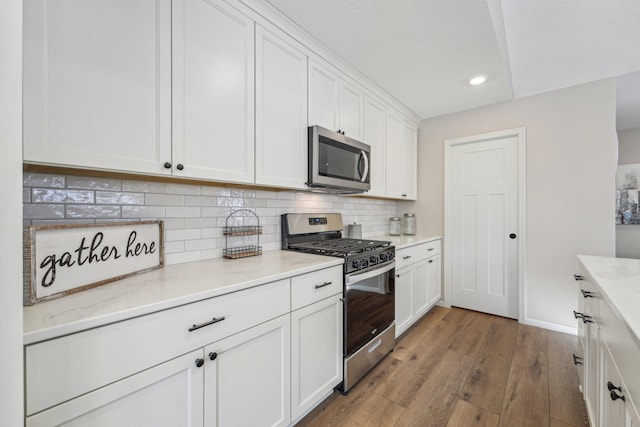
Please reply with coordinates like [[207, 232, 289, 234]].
[[344, 261, 395, 356]]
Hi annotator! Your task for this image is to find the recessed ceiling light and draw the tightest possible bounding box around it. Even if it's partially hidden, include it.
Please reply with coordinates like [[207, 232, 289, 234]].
[[469, 75, 487, 86]]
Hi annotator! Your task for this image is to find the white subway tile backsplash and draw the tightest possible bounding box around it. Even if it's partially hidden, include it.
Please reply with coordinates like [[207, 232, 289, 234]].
[[185, 238, 217, 251], [23, 173, 397, 266], [166, 206, 200, 218], [122, 180, 166, 193], [166, 228, 201, 241], [23, 173, 65, 188], [184, 195, 218, 207], [32, 188, 94, 204], [96, 191, 144, 205], [66, 176, 121, 190], [165, 183, 201, 196], [121, 205, 166, 218], [24, 204, 65, 219], [66, 205, 120, 219], [145, 193, 184, 206]]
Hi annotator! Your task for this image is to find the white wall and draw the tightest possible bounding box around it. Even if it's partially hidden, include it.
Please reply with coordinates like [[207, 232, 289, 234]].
[[399, 79, 617, 331], [616, 127, 640, 258], [0, 0, 24, 423], [618, 127, 640, 164]]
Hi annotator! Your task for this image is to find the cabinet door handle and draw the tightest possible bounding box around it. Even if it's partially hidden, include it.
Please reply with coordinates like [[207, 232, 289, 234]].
[[315, 281, 332, 289], [195, 358, 204, 368], [427, 248, 434, 251], [163, 161, 172, 169], [176, 163, 184, 171], [572, 354, 583, 365], [209, 352, 218, 361], [402, 255, 412, 260], [188, 316, 226, 332], [395, 274, 400, 278], [581, 289, 594, 298], [582, 315, 594, 324], [607, 381, 622, 392], [573, 310, 584, 320], [574, 274, 585, 281], [428, 260, 433, 263]]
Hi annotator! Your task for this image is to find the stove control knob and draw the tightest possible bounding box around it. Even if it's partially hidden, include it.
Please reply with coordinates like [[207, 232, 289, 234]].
[[362, 259, 369, 268], [370, 255, 378, 265], [379, 253, 387, 262], [352, 260, 359, 269]]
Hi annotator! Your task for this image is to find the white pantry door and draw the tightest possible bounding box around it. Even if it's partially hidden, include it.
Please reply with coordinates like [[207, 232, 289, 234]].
[[446, 129, 524, 319]]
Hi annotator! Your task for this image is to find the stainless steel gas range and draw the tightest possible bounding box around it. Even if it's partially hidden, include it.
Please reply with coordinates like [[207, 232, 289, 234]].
[[281, 213, 395, 393]]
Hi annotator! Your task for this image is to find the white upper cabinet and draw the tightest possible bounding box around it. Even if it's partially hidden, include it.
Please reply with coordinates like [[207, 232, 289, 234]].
[[339, 80, 365, 140], [401, 120, 418, 200], [385, 109, 418, 200], [255, 25, 308, 189], [308, 59, 364, 140], [172, 0, 255, 183], [308, 60, 339, 132], [363, 95, 386, 197], [23, 0, 172, 175]]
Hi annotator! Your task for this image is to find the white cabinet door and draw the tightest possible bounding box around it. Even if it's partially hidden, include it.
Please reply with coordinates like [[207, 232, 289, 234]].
[[204, 315, 291, 427], [363, 95, 386, 197], [339, 80, 364, 140], [602, 343, 626, 427], [172, 0, 255, 183], [308, 60, 339, 132], [385, 110, 403, 199], [401, 120, 418, 200], [395, 267, 413, 338], [427, 254, 442, 306], [291, 294, 343, 421], [26, 350, 204, 427], [412, 259, 429, 320], [23, 0, 172, 175], [255, 25, 308, 189]]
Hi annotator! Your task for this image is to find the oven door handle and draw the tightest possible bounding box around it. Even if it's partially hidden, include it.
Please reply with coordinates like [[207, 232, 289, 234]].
[[346, 261, 395, 285]]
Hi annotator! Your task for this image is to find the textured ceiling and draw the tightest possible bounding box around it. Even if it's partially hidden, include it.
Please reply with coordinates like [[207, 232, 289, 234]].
[[264, 0, 640, 127]]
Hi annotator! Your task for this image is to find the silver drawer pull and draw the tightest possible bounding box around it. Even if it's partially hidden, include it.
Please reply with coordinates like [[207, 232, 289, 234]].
[[188, 316, 226, 332], [315, 281, 332, 289], [402, 255, 412, 260]]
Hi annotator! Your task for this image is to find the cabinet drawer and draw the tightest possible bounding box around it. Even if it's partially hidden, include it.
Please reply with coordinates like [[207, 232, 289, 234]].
[[414, 240, 441, 259], [25, 279, 290, 416], [395, 246, 415, 270], [291, 266, 342, 310]]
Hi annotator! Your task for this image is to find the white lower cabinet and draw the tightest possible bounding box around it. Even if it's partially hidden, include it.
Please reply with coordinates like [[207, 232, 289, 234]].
[[395, 240, 442, 338], [24, 265, 344, 427], [291, 294, 343, 422], [205, 315, 291, 427], [26, 350, 204, 427], [574, 261, 640, 427]]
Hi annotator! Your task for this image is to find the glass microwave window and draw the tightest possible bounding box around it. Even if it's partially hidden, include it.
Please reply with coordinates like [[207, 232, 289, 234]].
[[318, 135, 367, 183]]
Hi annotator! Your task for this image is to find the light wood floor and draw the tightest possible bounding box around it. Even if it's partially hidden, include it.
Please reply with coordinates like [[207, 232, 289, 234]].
[[297, 307, 589, 427]]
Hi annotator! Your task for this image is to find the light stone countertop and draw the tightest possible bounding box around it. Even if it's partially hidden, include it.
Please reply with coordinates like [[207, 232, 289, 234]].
[[370, 234, 442, 249], [24, 250, 342, 345], [578, 255, 640, 348]]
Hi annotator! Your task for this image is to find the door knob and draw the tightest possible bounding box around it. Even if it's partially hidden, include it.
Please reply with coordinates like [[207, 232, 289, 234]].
[[509, 233, 517, 239]]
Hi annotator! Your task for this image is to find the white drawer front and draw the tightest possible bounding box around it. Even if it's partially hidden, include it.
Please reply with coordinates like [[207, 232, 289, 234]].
[[291, 266, 342, 310], [395, 246, 415, 270], [414, 240, 441, 259], [26, 279, 290, 416]]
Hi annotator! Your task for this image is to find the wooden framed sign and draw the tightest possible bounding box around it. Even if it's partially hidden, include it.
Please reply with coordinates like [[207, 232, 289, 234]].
[[24, 221, 164, 305]]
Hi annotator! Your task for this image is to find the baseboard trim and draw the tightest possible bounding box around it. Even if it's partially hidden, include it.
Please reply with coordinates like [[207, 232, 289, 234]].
[[522, 317, 577, 335]]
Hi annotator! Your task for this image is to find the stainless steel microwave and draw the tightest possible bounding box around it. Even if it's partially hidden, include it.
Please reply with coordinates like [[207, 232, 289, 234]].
[[307, 125, 370, 193]]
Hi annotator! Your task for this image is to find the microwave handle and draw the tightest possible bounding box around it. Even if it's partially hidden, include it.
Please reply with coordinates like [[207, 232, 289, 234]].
[[359, 151, 369, 183]]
